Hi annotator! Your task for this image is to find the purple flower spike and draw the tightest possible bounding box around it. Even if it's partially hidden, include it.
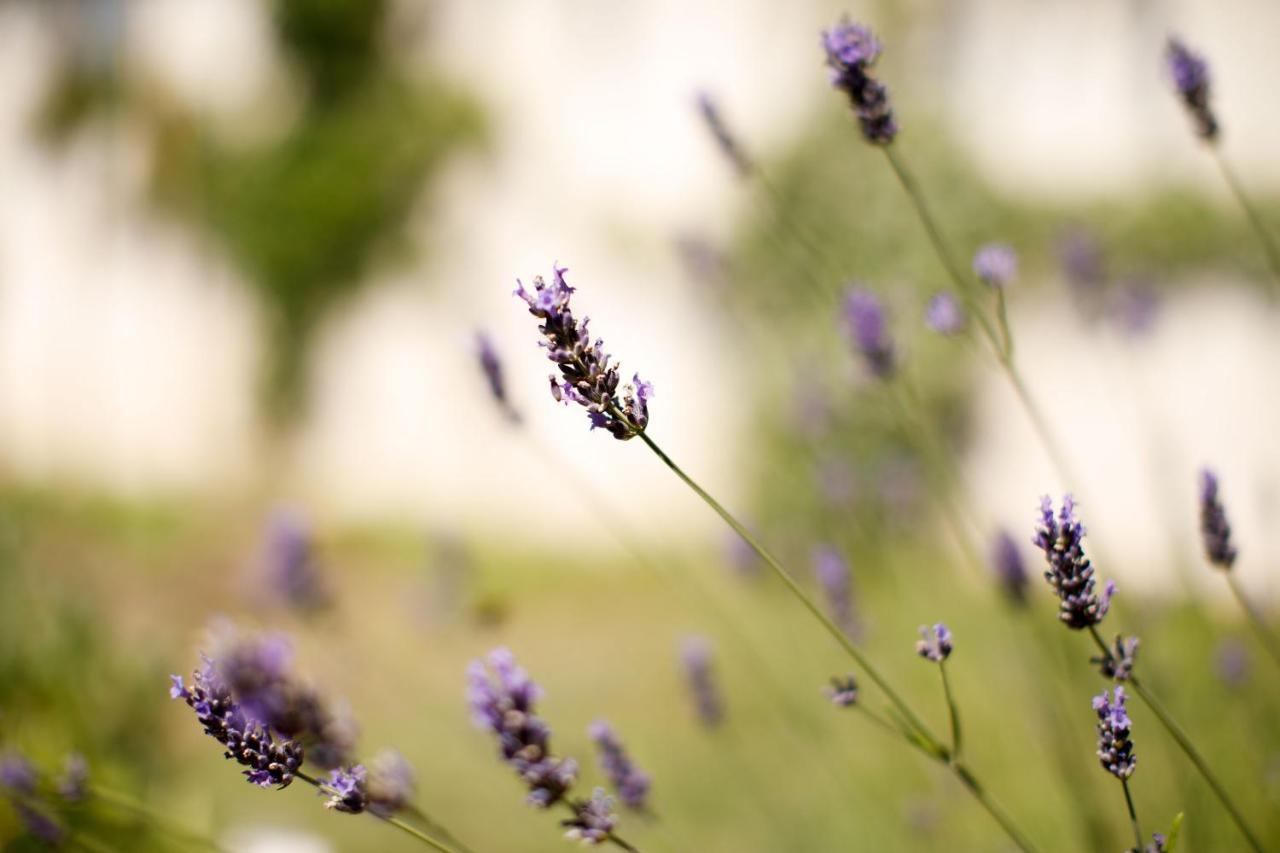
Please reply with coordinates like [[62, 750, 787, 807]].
[[1093, 687, 1136, 779], [475, 330, 521, 423], [1215, 639, 1250, 688], [842, 287, 895, 379], [263, 509, 330, 613], [322, 765, 368, 814], [516, 265, 651, 440], [1032, 495, 1115, 630], [679, 636, 724, 728], [924, 292, 966, 336], [562, 788, 618, 846], [366, 750, 416, 818], [1199, 469, 1237, 569], [916, 624, 953, 663], [696, 92, 754, 178], [813, 545, 857, 637], [973, 244, 1018, 289], [0, 754, 36, 795], [14, 803, 63, 844], [1166, 37, 1218, 141], [825, 675, 859, 708], [589, 721, 651, 811], [1093, 635, 1140, 682], [822, 19, 897, 144], [990, 529, 1029, 604]]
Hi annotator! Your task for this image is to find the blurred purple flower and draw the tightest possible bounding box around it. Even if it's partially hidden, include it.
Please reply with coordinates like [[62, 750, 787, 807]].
[[973, 244, 1018, 289], [924, 292, 966, 336], [1110, 280, 1161, 338], [1057, 228, 1107, 319], [589, 721, 651, 811], [842, 287, 895, 379], [13, 803, 62, 844], [475, 330, 521, 424], [263, 508, 330, 613], [724, 530, 762, 579], [1215, 639, 1251, 688], [0, 753, 35, 794], [57, 754, 88, 803], [696, 92, 754, 178], [915, 624, 952, 663], [813, 545, 857, 637], [366, 750, 416, 818], [1093, 687, 1136, 779], [322, 765, 368, 814], [562, 788, 618, 846], [1032, 495, 1114, 629], [822, 19, 897, 144], [516, 265, 651, 440], [825, 675, 859, 708], [1199, 469, 1237, 569], [990, 529, 1029, 605], [1093, 635, 1140, 682], [1166, 37, 1218, 141], [679, 636, 724, 728]]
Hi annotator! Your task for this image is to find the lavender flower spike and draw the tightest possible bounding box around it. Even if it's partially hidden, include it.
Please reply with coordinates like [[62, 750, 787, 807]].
[[842, 287, 895, 379], [825, 675, 859, 708], [990, 529, 1029, 604], [516, 265, 651, 440], [1166, 37, 1218, 141], [822, 19, 897, 144], [1199, 469, 1237, 569], [562, 788, 619, 846], [973, 244, 1018, 289], [916, 624, 953, 663], [813, 544, 857, 637], [924, 292, 966, 336], [475, 330, 521, 424], [589, 721, 651, 811], [264, 508, 330, 612], [1032, 495, 1115, 629], [696, 92, 754, 178], [1093, 635, 1140, 682], [322, 765, 369, 814], [1093, 687, 1136, 779], [679, 636, 724, 728], [366, 750, 416, 818]]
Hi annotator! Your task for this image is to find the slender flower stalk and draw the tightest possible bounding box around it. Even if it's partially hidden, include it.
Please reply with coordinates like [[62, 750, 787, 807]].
[[917, 625, 961, 758], [1030, 501, 1263, 851]]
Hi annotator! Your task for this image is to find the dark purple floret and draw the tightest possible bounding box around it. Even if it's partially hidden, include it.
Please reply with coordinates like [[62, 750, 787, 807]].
[[468, 648, 578, 808], [924, 292, 966, 336], [589, 721, 651, 811], [842, 287, 895, 379], [822, 19, 897, 144], [322, 764, 368, 814], [562, 788, 618, 846], [813, 545, 857, 637], [696, 92, 754, 178], [1166, 37, 1218, 141], [57, 754, 88, 803], [1198, 469, 1237, 569], [973, 244, 1018, 289], [1032, 495, 1115, 629], [990, 529, 1029, 605], [170, 657, 303, 789], [679, 636, 724, 728], [916, 624, 952, 663], [1093, 687, 1136, 779], [516, 265, 651, 440], [263, 509, 330, 612], [1092, 635, 1140, 682], [475, 330, 521, 424], [825, 675, 859, 708]]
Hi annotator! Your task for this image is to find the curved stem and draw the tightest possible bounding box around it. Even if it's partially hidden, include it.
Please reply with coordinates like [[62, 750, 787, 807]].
[[636, 431, 939, 749], [1121, 779, 1144, 852], [1225, 572, 1280, 670], [1212, 148, 1280, 297], [939, 663, 963, 761]]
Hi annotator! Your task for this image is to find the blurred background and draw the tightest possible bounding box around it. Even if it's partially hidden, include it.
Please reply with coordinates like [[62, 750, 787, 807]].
[[2, 0, 1279, 850]]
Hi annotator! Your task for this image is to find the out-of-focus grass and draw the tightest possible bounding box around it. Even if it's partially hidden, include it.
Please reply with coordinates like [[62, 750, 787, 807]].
[[2, 487, 1278, 851]]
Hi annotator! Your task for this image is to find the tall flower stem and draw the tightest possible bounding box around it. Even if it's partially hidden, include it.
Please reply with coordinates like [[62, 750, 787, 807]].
[[1212, 148, 1280, 296], [1087, 627, 1263, 852], [1121, 779, 1144, 853], [637, 431, 1040, 853], [294, 771, 461, 853], [938, 663, 963, 760], [1225, 572, 1280, 669], [881, 145, 1081, 490]]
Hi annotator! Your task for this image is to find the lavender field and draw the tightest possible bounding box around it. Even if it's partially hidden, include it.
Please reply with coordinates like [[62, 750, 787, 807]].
[[2, 2, 1280, 852]]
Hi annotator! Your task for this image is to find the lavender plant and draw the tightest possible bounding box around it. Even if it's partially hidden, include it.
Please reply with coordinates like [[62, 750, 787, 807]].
[[1197, 469, 1280, 668], [588, 722, 651, 812], [678, 636, 724, 729], [1092, 687, 1145, 850], [262, 509, 330, 614], [989, 529, 1029, 605], [1165, 36, 1280, 292], [813, 545, 858, 638], [1032, 496, 1263, 851], [916, 624, 961, 758]]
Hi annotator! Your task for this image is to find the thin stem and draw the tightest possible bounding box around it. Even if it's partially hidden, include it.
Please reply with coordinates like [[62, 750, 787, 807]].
[[1213, 148, 1280, 296], [1085, 628, 1263, 852], [295, 771, 462, 853], [939, 663, 963, 760], [994, 288, 1013, 360], [1121, 779, 1144, 852], [1225, 572, 1280, 670], [89, 786, 226, 852], [402, 805, 476, 853], [950, 762, 1039, 853], [636, 431, 940, 750], [1001, 361, 1081, 491]]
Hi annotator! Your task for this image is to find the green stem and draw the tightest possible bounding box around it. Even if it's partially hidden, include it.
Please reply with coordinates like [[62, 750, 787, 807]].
[[295, 771, 462, 853], [994, 287, 1014, 360], [1122, 779, 1144, 852], [89, 786, 226, 852], [636, 431, 939, 748], [950, 762, 1039, 853], [939, 662, 963, 761], [1225, 572, 1280, 670], [1213, 147, 1280, 296], [1086, 628, 1263, 852]]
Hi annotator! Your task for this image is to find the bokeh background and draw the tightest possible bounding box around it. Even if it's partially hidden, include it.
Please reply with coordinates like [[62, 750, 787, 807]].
[[2, 0, 1280, 850]]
